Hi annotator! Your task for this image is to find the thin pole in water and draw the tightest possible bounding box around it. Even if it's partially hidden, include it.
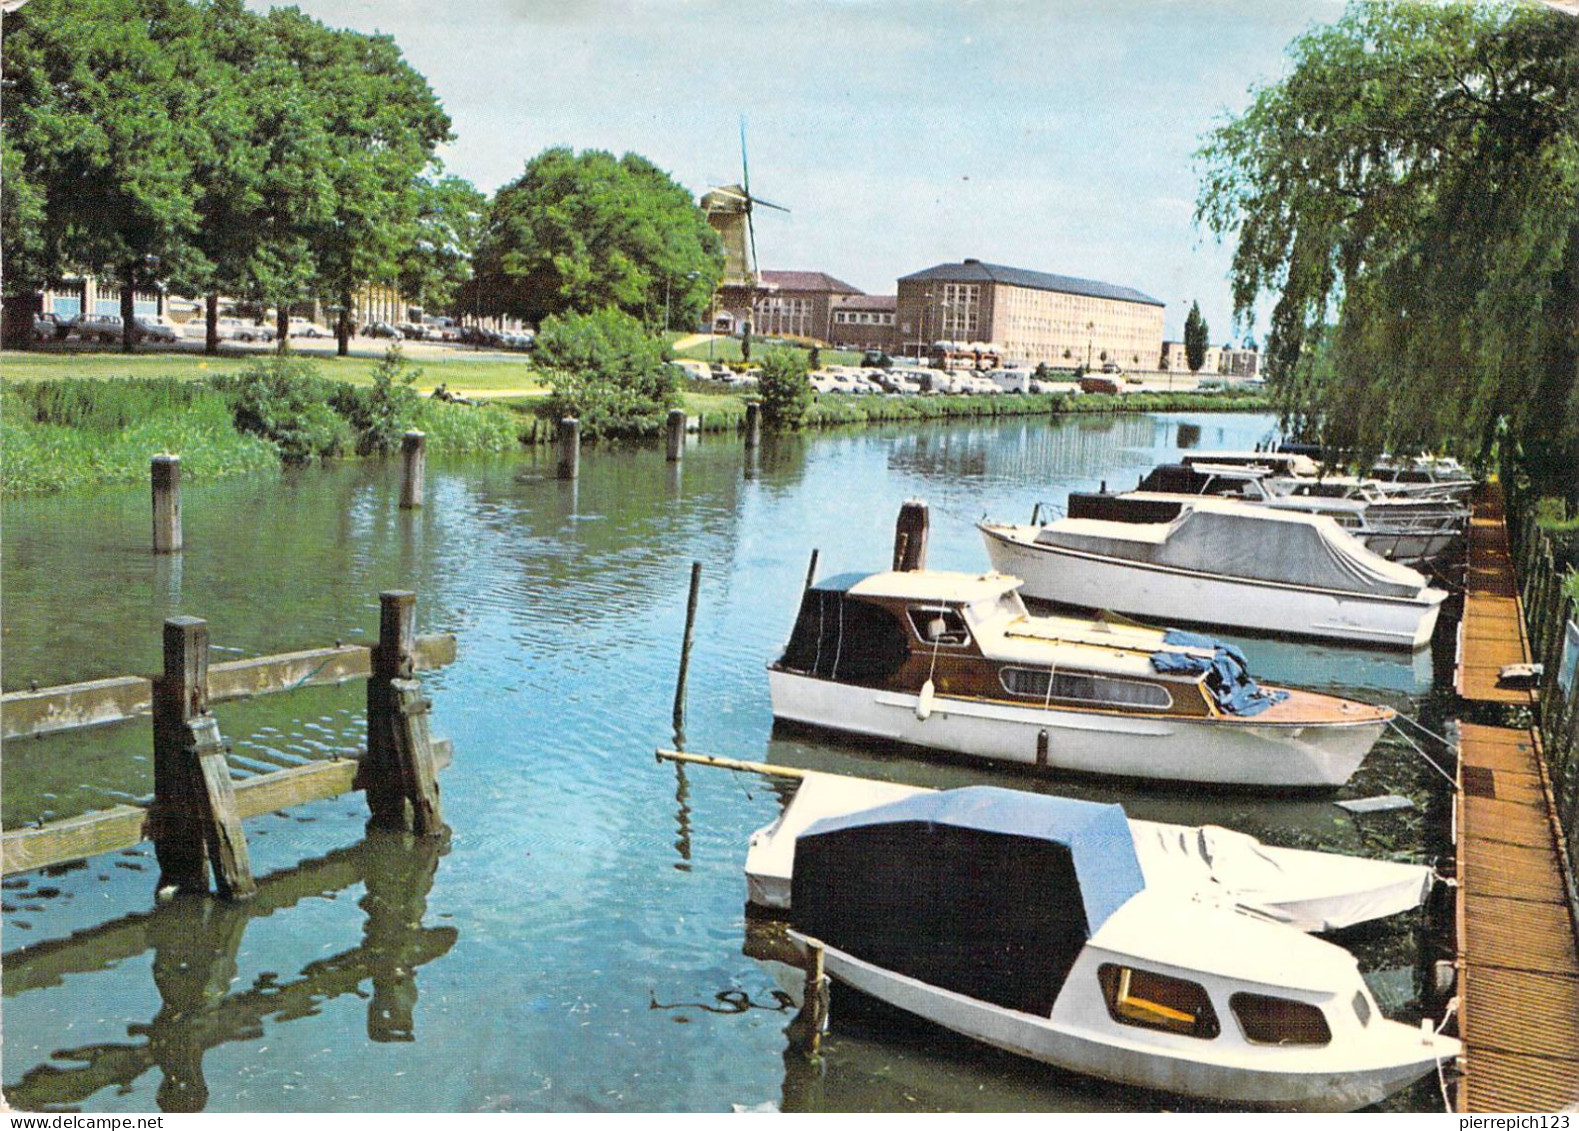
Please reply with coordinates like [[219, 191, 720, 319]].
[[672, 561, 703, 737]]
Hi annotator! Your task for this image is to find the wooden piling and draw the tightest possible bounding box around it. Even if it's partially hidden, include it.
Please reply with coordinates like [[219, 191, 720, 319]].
[[151, 617, 255, 899], [803, 548, 820, 595], [787, 936, 830, 1056], [399, 430, 426, 509], [744, 401, 762, 449], [365, 592, 444, 835], [672, 561, 703, 733], [892, 499, 930, 572], [557, 417, 581, 480], [151, 454, 182, 554], [666, 409, 687, 462]]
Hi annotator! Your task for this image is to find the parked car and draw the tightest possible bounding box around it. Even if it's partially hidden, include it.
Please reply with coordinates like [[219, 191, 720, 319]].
[[1079, 375, 1122, 395], [132, 315, 180, 343], [288, 318, 332, 339], [364, 320, 404, 340], [33, 312, 68, 342], [216, 317, 274, 342], [66, 314, 127, 343]]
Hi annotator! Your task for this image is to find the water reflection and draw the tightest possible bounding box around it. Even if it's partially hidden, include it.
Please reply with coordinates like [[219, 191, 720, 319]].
[[3, 830, 454, 1112]]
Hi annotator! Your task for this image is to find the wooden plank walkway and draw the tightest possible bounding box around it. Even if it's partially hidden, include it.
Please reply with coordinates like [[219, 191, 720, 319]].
[[1454, 482, 1579, 1112]]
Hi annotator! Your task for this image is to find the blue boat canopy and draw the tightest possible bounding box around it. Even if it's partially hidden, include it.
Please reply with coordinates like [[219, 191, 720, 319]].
[[1151, 629, 1290, 717], [802, 786, 1145, 934]]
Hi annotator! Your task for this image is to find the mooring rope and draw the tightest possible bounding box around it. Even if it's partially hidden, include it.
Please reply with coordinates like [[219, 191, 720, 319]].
[[1386, 717, 1459, 789]]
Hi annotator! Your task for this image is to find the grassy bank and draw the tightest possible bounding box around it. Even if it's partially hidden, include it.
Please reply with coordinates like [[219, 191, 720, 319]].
[[1, 348, 549, 395], [2, 369, 528, 496]]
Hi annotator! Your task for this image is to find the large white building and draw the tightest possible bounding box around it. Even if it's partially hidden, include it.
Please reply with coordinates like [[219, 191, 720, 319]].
[[895, 259, 1166, 369]]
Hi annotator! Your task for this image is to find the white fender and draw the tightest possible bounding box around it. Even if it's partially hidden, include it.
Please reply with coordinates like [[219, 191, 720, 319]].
[[916, 679, 935, 721]]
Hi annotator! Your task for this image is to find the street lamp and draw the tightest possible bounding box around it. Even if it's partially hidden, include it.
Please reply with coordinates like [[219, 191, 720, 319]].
[[1085, 321, 1094, 371]]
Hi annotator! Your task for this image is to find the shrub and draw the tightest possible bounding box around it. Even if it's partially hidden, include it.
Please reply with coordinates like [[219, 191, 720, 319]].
[[757, 349, 811, 430], [222, 356, 352, 463], [330, 346, 423, 455], [534, 307, 678, 437]]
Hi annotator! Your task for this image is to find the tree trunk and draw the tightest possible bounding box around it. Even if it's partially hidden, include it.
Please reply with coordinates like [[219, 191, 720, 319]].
[[275, 305, 290, 353], [121, 273, 138, 353], [2, 294, 40, 350], [205, 293, 219, 355], [337, 291, 351, 357]]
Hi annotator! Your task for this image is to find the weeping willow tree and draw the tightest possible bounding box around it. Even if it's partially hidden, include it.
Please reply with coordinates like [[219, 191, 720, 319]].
[[1197, 3, 1579, 496]]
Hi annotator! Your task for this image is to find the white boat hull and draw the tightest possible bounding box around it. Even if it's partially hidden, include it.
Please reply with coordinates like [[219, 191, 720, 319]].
[[798, 935, 1454, 1112], [768, 670, 1383, 788], [980, 525, 1444, 650]]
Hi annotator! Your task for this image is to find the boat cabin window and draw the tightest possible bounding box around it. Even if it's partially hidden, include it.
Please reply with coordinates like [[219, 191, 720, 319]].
[[1352, 991, 1372, 1028], [1098, 964, 1219, 1039], [1229, 992, 1332, 1046], [907, 606, 970, 646], [1000, 667, 1172, 710]]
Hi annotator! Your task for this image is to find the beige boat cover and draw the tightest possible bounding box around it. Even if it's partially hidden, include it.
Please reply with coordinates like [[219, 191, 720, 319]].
[[1033, 505, 1428, 598]]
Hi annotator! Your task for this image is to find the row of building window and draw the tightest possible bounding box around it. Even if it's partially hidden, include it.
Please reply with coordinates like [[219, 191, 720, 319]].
[[833, 311, 895, 326]]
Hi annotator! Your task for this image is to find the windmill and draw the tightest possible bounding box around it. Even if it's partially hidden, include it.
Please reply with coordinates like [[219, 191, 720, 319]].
[[702, 120, 789, 290]]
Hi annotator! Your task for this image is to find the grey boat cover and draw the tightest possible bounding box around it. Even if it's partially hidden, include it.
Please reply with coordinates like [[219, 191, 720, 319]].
[[800, 787, 1144, 933], [1035, 503, 1427, 598]]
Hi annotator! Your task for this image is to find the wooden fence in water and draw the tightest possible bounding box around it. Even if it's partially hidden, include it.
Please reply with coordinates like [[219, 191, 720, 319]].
[[0, 590, 455, 898]]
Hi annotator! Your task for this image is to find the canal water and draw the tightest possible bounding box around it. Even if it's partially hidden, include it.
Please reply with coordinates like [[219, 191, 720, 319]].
[[2, 411, 1455, 1113]]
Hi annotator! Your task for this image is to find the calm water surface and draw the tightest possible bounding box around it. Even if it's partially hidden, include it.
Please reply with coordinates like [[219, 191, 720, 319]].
[[1, 412, 1455, 1112]]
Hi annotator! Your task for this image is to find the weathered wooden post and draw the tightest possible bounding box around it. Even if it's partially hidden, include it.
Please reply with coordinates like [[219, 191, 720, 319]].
[[364, 591, 445, 836], [744, 401, 762, 449], [399, 430, 426, 509], [557, 417, 581, 480], [151, 454, 182, 554], [803, 548, 820, 596], [893, 498, 930, 572], [672, 561, 703, 734], [666, 408, 687, 462], [786, 936, 830, 1056], [151, 617, 255, 899]]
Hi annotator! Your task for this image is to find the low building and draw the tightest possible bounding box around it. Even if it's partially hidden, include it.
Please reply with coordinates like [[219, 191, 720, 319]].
[[1159, 340, 1224, 376], [895, 259, 1165, 370], [1220, 347, 1261, 380], [713, 270, 862, 341], [828, 294, 901, 353]]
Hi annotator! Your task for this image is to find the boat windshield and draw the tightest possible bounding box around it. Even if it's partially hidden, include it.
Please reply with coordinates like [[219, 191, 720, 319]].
[[1148, 629, 1289, 716]]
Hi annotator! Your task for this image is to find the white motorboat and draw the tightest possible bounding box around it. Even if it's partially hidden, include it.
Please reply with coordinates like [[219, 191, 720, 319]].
[[780, 786, 1459, 1112], [979, 497, 1447, 650], [769, 568, 1394, 788], [746, 768, 1434, 932], [1136, 462, 1467, 565]]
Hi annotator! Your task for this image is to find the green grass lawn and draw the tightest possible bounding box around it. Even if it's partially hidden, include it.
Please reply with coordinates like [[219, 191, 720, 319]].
[[1, 347, 549, 395]]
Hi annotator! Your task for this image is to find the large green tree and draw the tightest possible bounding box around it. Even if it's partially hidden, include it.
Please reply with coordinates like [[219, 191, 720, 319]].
[[263, 6, 451, 355], [471, 148, 723, 328], [2, 0, 213, 351], [398, 173, 487, 316], [1197, 2, 1579, 492]]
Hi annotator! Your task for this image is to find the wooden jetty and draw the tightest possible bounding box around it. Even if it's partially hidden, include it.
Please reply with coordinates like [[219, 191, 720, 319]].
[[1453, 481, 1579, 1112], [0, 590, 456, 894]]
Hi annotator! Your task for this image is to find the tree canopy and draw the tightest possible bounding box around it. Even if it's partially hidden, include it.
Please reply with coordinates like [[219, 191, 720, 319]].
[[1, 0, 457, 354], [470, 148, 723, 329], [1196, 2, 1579, 490]]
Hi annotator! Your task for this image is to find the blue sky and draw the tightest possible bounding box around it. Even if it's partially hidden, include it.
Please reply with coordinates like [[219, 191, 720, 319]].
[[260, 0, 1348, 340]]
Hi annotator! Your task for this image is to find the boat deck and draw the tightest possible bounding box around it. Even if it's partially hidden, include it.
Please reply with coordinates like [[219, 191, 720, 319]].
[[1453, 483, 1579, 1112]]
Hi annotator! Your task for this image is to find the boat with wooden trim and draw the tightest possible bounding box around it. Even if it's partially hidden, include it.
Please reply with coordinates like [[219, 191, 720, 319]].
[[744, 766, 1434, 931], [979, 497, 1447, 649], [778, 787, 1459, 1111], [767, 568, 1392, 788]]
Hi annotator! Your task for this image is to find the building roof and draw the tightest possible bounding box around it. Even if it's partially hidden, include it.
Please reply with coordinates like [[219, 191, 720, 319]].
[[899, 259, 1164, 308], [834, 293, 897, 311], [759, 270, 863, 295]]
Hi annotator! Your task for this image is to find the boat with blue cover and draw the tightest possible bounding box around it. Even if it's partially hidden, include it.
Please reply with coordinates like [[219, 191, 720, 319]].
[[768, 568, 1392, 788]]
